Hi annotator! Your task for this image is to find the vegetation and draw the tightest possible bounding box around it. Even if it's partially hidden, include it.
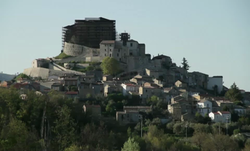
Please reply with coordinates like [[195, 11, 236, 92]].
[[225, 83, 243, 102], [55, 52, 72, 59], [181, 57, 190, 70], [101, 57, 120, 75], [1, 88, 250, 151], [15, 73, 30, 80]]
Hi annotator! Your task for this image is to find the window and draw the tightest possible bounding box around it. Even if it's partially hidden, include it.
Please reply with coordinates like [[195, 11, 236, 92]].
[[117, 53, 119, 57], [145, 89, 147, 92], [130, 43, 133, 47]]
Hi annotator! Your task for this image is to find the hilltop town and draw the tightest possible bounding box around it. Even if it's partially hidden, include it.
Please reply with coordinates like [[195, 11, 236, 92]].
[[1, 17, 250, 150]]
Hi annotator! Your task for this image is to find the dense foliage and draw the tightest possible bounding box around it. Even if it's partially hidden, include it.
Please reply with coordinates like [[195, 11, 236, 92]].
[[101, 57, 120, 75], [0, 88, 250, 151]]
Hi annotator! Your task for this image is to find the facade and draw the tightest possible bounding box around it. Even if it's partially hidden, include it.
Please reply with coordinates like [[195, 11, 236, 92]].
[[196, 99, 212, 116], [234, 106, 246, 116], [175, 80, 187, 88], [83, 105, 101, 117], [191, 72, 209, 88], [151, 55, 172, 69], [207, 76, 223, 94], [209, 111, 231, 123], [32, 59, 49, 68], [139, 82, 162, 100], [62, 17, 116, 48], [121, 83, 140, 96], [116, 106, 151, 125]]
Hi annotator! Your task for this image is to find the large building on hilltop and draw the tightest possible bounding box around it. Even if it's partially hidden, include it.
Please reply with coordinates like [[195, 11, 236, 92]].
[[62, 17, 116, 49]]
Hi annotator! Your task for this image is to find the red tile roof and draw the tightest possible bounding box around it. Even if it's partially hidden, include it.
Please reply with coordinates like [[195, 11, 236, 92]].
[[125, 83, 136, 87], [220, 111, 230, 114], [65, 91, 78, 95]]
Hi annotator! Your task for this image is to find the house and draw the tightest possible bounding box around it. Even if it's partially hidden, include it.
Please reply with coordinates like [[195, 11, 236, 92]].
[[121, 83, 139, 96], [102, 75, 113, 81], [139, 82, 162, 101], [145, 68, 164, 79], [168, 102, 193, 120], [191, 71, 209, 88], [79, 82, 103, 99], [116, 110, 141, 125], [116, 106, 151, 125], [65, 91, 79, 99], [196, 99, 212, 116], [81, 75, 95, 83], [62, 77, 80, 90], [83, 105, 101, 117], [0, 81, 12, 88], [175, 80, 187, 88], [207, 76, 223, 94], [214, 99, 234, 110], [103, 82, 122, 97], [209, 111, 231, 123], [234, 105, 246, 116], [129, 74, 153, 85], [51, 82, 63, 91], [151, 54, 172, 69]]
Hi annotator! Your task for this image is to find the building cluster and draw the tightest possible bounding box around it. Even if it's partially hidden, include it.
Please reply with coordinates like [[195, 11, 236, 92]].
[[3, 17, 249, 125]]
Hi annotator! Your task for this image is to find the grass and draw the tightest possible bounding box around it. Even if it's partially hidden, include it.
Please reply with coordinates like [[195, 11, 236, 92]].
[[54, 52, 72, 59]]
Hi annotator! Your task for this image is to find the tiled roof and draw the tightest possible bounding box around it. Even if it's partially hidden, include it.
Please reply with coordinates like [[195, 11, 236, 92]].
[[220, 111, 230, 114], [65, 91, 78, 95], [100, 40, 115, 44]]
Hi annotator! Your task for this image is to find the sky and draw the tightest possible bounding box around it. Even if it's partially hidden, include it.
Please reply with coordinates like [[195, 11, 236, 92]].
[[0, 0, 250, 91]]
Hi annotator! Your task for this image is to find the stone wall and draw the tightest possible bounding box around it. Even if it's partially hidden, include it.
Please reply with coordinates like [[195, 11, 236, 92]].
[[63, 42, 100, 57]]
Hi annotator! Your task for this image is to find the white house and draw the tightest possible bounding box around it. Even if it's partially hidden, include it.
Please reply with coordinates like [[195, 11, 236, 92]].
[[121, 83, 139, 96], [209, 111, 231, 123], [207, 76, 223, 94], [196, 99, 212, 116]]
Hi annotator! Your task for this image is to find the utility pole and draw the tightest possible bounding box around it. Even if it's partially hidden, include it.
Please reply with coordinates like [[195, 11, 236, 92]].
[[226, 116, 229, 135], [139, 115, 143, 138], [219, 122, 221, 135], [185, 122, 188, 139]]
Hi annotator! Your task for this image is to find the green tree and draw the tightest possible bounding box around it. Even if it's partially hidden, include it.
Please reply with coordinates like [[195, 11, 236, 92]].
[[0, 118, 40, 151], [101, 57, 120, 75], [225, 83, 243, 102], [52, 105, 76, 151], [121, 137, 140, 151], [181, 57, 190, 70]]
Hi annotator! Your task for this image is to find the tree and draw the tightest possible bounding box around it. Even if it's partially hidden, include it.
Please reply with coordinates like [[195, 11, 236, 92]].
[[101, 57, 120, 75], [225, 83, 243, 102], [121, 137, 140, 151], [52, 105, 76, 151], [181, 57, 190, 70]]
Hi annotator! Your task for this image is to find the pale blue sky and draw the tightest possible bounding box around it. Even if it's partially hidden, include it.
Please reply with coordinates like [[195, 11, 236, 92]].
[[1, 0, 250, 91]]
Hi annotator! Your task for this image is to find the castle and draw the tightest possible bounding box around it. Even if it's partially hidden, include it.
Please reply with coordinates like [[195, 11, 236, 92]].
[[62, 17, 152, 73]]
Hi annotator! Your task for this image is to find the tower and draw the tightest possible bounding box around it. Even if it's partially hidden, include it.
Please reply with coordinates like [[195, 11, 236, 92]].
[[119, 32, 130, 46]]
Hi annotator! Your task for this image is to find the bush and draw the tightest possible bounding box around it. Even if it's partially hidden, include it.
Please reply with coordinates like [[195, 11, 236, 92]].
[[234, 129, 240, 135]]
